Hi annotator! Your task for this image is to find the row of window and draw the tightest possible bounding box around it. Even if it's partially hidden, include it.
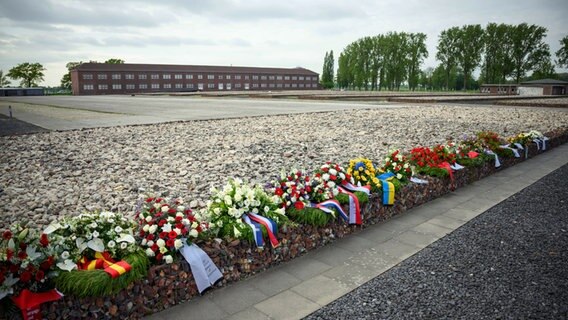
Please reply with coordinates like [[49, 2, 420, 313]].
[[83, 82, 318, 91], [83, 73, 317, 81]]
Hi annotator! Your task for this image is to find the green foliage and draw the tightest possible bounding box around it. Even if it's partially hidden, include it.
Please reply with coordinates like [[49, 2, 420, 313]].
[[509, 23, 550, 83], [0, 70, 11, 87], [436, 27, 460, 90], [54, 249, 149, 298], [556, 35, 568, 68], [287, 207, 333, 226], [7, 62, 45, 87], [321, 50, 335, 89], [414, 166, 450, 178], [105, 58, 125, 64], [335, 191, 369, 205], [457, 154, 490, 167]]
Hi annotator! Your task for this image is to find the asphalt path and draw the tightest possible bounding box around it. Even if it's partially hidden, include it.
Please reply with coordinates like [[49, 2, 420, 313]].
[[0, 95, 404, 131]]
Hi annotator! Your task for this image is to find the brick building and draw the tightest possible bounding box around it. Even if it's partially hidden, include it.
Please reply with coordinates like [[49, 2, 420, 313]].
[[70, 63, 320, 95]]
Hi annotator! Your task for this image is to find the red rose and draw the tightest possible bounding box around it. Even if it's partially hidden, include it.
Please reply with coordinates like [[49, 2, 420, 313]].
[[18, 251, 27, 260], [322, 167, 329, 172], [35, 270, 45, 282], [345, 174, 351, 181], [151, 244, 159, 252], [294, 201, 305, 210], [19, 242, 27, 251], [6, 249, 14, 261], [9, 264, 19, 273], [330, 175, 337, 181], [168, 231, 178, 239], [39, 233, 49, 247], [146, 234, 155, 241], [156, 253, 163, 261], [196, 225, 202, 233], [2, 230, 12, 240], [159, 232, 168, 239], [166, 239, 175, 247], [145, 197, 154, 203], [305, 176, 310, 182], [168, 208, 177, 214], [275, 188, 284, 196], [20, 271, 32, 283], [40, 256, 55, 270], [176, 223, 184, 230], [158, 220, 166, 227], [305, 186, 312, 193], [175, 216, 183, 222]]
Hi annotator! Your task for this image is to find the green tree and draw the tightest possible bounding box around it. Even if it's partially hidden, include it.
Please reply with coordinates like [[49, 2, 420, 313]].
[[436, 27, 460, 90], [555, 35, 568, 68], [321, 51, 335, 89], [60, 61, 83, 90], [530, 56, 557, 80], [454, 24, 484, 90], [104, 58, 125, 64], [7, 62, 45, 87], [510, 23, 550, 83], [406, 33, 428, 91], [0, 70, 11, 87], [482, 23, 514, 84]]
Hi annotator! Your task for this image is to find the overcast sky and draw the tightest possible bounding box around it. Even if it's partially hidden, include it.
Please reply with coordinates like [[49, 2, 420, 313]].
[[1, 0, 567, 87]]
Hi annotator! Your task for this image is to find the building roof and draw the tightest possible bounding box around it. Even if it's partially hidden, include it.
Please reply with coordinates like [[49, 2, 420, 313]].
[[520, 78, 568, 85], [73, 63, 318, 76]]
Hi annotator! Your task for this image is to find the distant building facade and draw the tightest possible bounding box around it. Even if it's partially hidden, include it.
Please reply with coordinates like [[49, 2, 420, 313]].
[[70, 63, 320, 95], [0, 87, 45, 96], [480, 79, 568, 96]]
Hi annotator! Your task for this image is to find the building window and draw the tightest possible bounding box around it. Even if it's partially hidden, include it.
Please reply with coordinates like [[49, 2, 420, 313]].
[[198, 74, 203, 79], [218, 83, 224, 90], [277, 83, 283, 88], [126, 84, 135, 90], [276, 76, 283, 80], [226, 83, 232, 90], [83, 84, 93, 90], [299, 83, 305, 88], [125, 74, 134, 80], [186, 74, 193, 79], [83, 74, 93, 80], [261, 75, 267, 80], [285, 76, 290, 80], [175, 83, 183, 89], [139, 84, 148, 89], [151, 83, 160, 89], [218, 75, 224, 80], [112, 84, 122, 90], [208, 75, 214, 80], [235, 75, 241, 80], [269, 75, 275, 80], [313, 76, 318, 81], [207, 83, 215, 89], [261, 83, 267, 88], [163, 84, 171, 89], [253, 83, 259, 88], [198, 83, 204, 90], [151, 74, 159, 79], [112, 74, 121, 80], [139, 74, 147, 80], [292, 76, 298, 80], [252, 75, 259, 80], [299, 76, 305, 81], [284, 83, 290, 88], [244, 75, 250, 80], [292, 83, 298, 88], [163, 74, 171, 79], [235, 83, 242, 88], [98, 74, 107, 80], [175, 74, 182, 79], [269, 83, 275, 88], [226, 75, 231, 80], [98, 84, 108, 90], [187, 84, 194, 89]]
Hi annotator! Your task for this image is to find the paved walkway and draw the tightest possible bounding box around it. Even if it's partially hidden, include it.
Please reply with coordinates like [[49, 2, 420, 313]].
[[146, 144, 568, 320]]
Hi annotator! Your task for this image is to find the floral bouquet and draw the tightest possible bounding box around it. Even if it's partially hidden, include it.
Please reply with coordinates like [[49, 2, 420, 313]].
[[381, 149, 413, 183], [409, 146, 451, 178], [271, 169, 311, 210], [44, 211, 148, 297], [206, 178, 286, 246], [136, 196, 208, 264], [476, 131, 514, 158], [508, 132, 532, 147], [1, 223, 55, 297], [346, 158, 382, 192], [525, 130, 544, 140]]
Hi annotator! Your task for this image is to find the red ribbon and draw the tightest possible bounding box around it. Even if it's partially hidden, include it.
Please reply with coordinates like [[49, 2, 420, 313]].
[[437, 161, 455, 190], [11, 289, 63, 320]]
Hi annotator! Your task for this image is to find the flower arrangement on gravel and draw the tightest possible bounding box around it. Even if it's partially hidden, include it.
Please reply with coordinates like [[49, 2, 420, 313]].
[[347, 158, 382, 192], [409, 146, 453, 178], [476, 131, 514, 158], [381, 149, 413, 183], [314, 162, 369, 205], [270, 169, 311, 210], [44, 211, 148, 297], [136, 196, 209, 264], [1, 223, 55, 298], [508, 133, 532, 147], [206, 178, 287, 244]]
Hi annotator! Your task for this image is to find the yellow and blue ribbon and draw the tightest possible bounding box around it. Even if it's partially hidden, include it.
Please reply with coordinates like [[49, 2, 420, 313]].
[[377, 172, 395, 206]]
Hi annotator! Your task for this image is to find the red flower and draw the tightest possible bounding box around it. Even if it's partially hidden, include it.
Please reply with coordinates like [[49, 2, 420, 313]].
[[39, 233, 49, 247], [294, 201, 305, 210], [40, 256, 55, 270], [146, 234, 155, 241], [166, 239, 175, 247], [168, 231, 178, 239], [168, 208, 177, 214], [20, 271, 32, 283], [275, 188, 284, 196], [19, 242, 27, 251], [305, 186, 312, 193], [175, 216, 183, 222], [6, 249, 14, 261], [322, 167, 329, 172], [151, 244, 159, 252], [2, 230, 12, 240], [156, 253, 163, 261], [145, 197, 154, 203], [35, 270, 45, 282], [158, 220, 166, 227], [9, 264, 19, 273], [305, 176, 310, 182], [159, 232, 168, 239], [18, 251, 27, 260], [330, 175, 337, 181], [176, 223, 184, 230]]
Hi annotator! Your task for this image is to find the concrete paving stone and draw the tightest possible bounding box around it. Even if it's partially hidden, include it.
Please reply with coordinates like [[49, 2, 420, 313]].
[[334, 234, 379, 252], [225, 307, 271, 320], [144, 296, 229, 320], [346, 247, 400, 274], [389, 211, 431, 227], [411, 222, 453, 237], [311, 244, 356, 267], [290, 275, 351, 306], [277, 255, 332, 281], [394, 230, 441, 249], [254, 290, 320, 320], [427, 215, 467, 230], [372, 238, 421, 262], [477, 189, 515, 203], [249, 268, 302, 297], [356, 223, 400, 243], [322, 261, 381, 287], [405, 204, 447, 219], [453, 197, 498, 213], [420, 197, 460, 213], [207, 281, 269, 315], [442, 207, 484, 222]]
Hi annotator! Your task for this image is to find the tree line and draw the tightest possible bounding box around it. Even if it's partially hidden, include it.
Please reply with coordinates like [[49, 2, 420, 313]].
[[324, 23, 568, 91]]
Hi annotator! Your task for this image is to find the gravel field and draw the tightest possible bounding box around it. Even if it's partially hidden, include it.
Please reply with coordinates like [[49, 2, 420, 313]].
[[1, 105, 567, 230], [496, 97, 568, 107], [305, 163, 568, 320]]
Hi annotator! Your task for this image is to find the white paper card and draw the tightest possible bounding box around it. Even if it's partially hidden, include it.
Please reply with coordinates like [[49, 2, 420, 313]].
[[180, 244, 223, 293], [410, 177, 428, 184]]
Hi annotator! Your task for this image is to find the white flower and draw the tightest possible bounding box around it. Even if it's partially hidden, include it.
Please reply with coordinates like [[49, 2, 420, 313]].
[[189, 229, 199, 238], [90, 222, 98, 229], [213, 208, 221, 215], [322, 173, 330, 181], [252, 208, 259, 214], [174, 228, 183, 235], [145, 216, 152, 223], [403, 163, 409, 169], [224, 195, 233, 206], [159, 246, 168, 254], [147, 240, 154, 247], [149, 225, 158, 234], [228, 207, 239, 217], [107, 240, 116, 248], [235, 193, 243, 202], [329, 168, 337, 176], [339, 173, 346, 180], [182, 218, 190, 225], [141, 238, 147, 246], [156, 239, 166, 248], [174, 239, 183, 249], [114, 226, 123, 233], [120, 242, 128, 250], [217, 220, 223, 227], [177, 206, 185, 212], [145, 248, 155, 257], [142, 224, 150, 232], [392, 162, 397, 167], [167, 217, 175, 222], [233, 226, 241, 238], [61, 251, 70, 259], [264, 206, 270, 213], [153, 203, 161, 209], [164, 255, 174, 264], [396, 173, 403, 180], [161, 206, 169, 213], [396, 154, 403, 161], [328, 181, 336, 188], [138, 213, 145, 220]]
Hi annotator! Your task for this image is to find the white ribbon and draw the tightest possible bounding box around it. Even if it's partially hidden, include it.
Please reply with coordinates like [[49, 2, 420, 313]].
[[485, 150, 501, 167], [410, 176, 428, 184], [179, 243, 223, 294], [500, 145, 520, 158], [450, 163, 465, 170]]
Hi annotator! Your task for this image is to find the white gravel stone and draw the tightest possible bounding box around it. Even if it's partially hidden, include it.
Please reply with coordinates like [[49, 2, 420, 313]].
[[1, 105, 567, 231]]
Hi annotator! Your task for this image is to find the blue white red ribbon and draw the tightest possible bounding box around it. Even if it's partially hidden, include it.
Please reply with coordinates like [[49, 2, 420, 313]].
[[338, 187, 362, 225], [340, 181, 371, 196], [376, 172, 395, 205], [312, 199, 349, 222], [242, 213, 279, 248]]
